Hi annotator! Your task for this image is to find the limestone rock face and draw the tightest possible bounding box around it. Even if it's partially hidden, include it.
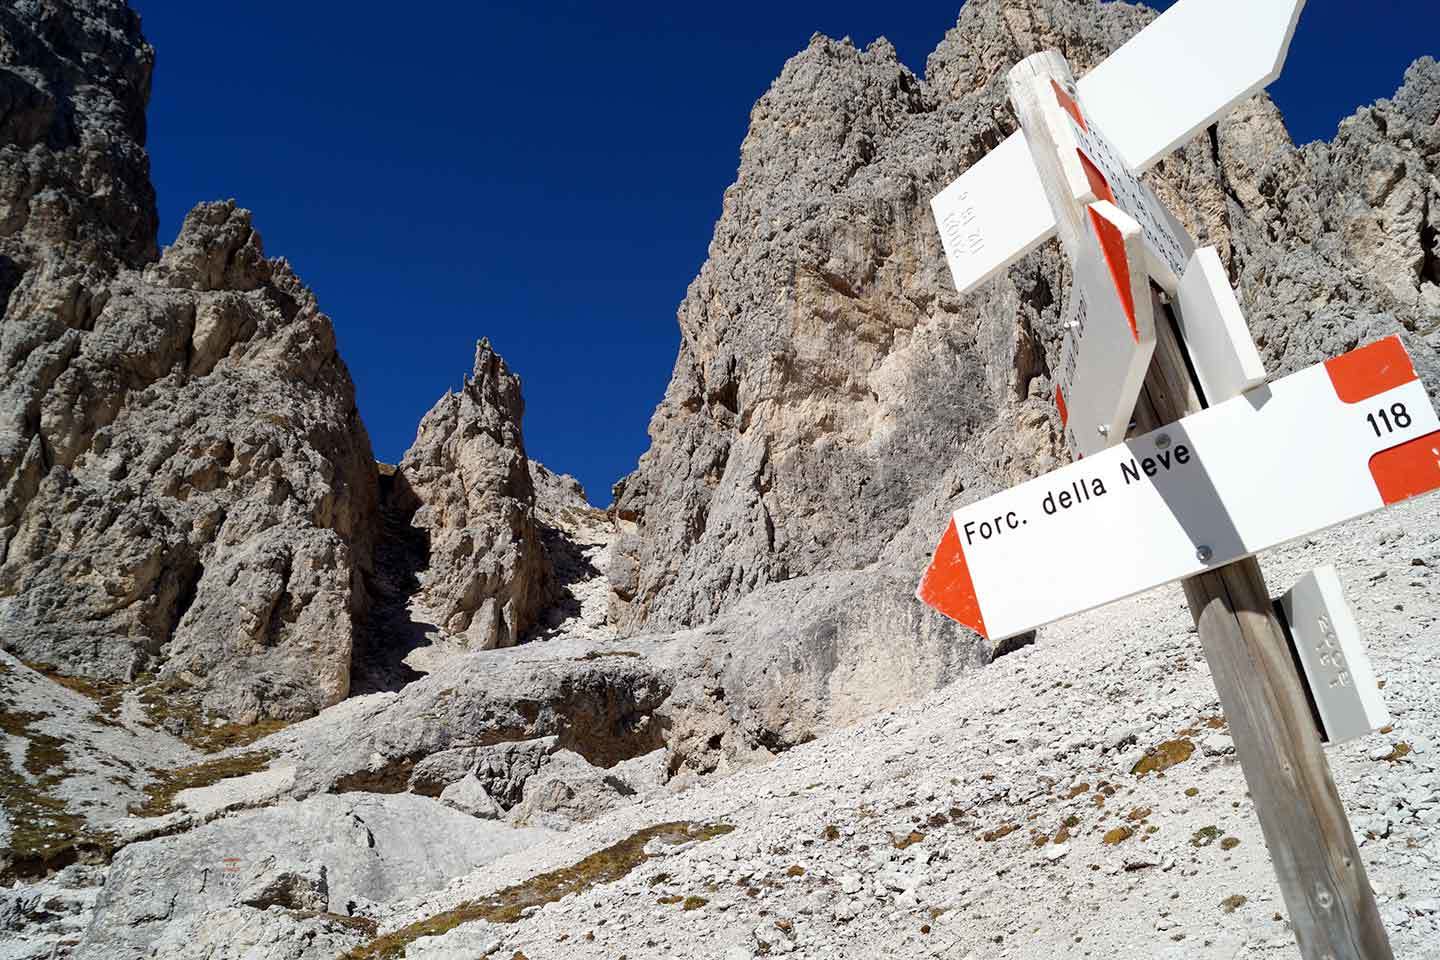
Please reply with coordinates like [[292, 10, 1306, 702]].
[[387, 338, 554, 649], [610, 0, 1440, 632], [0, 0, 157, 281], [78, 792, 555, 959], [0, 201, 381, 720], [0, 1, 378, 721]]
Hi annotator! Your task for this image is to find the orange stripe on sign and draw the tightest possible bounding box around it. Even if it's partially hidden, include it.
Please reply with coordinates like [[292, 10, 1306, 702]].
[[1370, 430, 1440, 505], [1050, 79, 1087, 131], [915, 518, 988, 638], [1055, 385, 1069, 427], [1325, 335, 1417, 403], [1087, 206, 1137, 341], [1077, 150, 1116, 205]]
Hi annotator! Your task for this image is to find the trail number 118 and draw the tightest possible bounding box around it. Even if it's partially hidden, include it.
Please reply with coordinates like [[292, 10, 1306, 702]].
[[1367, 402, 1412, 437]]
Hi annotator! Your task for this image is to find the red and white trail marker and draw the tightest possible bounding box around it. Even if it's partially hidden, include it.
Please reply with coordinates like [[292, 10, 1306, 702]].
[[918, 336, 1440, 641], [1054, 200, 1155, 458], [920, 3, 1408, 952]]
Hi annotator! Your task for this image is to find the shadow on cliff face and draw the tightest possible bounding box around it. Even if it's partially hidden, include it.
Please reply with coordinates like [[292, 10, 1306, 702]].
[[529, 520, 602, 639], [349, 465, 430, 695]]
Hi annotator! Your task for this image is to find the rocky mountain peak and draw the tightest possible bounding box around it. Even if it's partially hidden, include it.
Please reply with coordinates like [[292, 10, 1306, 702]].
[[145, 200, 272, 293], [607, 0, 1440, 635], [374, 337, 554, 652]]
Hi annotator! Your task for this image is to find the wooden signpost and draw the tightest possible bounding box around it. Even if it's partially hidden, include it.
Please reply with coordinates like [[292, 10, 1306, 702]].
[[914, 1, 1440, 956]]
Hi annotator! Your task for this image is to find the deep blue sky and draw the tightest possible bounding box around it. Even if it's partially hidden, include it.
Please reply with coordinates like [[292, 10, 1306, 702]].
[[132, 1, 1431, 504]]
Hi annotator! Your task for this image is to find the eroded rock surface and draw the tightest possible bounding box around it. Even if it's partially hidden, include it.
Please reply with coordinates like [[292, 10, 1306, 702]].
[[0, 200, 380, 720], [78, 792, 555, 959]]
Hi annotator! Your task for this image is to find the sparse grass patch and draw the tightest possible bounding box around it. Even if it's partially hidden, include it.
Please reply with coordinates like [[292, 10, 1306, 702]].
[[1383, 742, 1412, 762], [129, 751, 274, 818], [1220, 894, 1247, 913], [21, 661, 128, 724], [891, 830, 925, 849], [1190, 825, 1222, 848], [0, 707, 115, 883], [981, 823, 1018, 842], [1132, 739, 1194, 776], [342, 821, 733, 959]]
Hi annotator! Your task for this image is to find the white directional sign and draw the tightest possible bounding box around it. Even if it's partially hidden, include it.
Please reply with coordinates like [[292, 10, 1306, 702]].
[[1077, 0, 1307, 175], [1055, 200, 1155, 458], [931, 0, 1306, 297], [1279, 566, 1389, 746], [917, 336, 1440, 640], [931, 134, 1054, 294]]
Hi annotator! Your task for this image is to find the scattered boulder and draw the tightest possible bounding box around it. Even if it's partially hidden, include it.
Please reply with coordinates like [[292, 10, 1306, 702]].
[[234, 858, 328, 912], [439, 775, 503, 820]]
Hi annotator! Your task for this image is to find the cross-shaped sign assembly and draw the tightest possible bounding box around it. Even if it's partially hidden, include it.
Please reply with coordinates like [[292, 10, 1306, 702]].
[[914, 1, 1440, 956]]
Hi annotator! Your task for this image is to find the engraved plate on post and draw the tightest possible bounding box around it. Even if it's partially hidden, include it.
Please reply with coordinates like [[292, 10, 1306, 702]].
[[1279, 566, 1389, 745]]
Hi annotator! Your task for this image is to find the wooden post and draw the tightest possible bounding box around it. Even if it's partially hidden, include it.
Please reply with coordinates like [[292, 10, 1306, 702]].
[[1007, 52, 1393, 959]]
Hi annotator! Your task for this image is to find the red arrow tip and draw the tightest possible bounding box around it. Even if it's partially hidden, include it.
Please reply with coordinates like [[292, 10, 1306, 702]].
[[916, 518, 988, 638]]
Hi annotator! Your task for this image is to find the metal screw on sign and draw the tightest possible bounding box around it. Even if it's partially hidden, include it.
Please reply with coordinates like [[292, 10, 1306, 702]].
[[1097, 424, 1109, 437], [1155, 432, 1172, 449], [1196, 545, 1212, 563], [1316, 885, 1335, 912]]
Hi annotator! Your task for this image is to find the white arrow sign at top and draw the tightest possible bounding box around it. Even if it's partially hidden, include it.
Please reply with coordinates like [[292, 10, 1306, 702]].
[[932, 0, 1306, 297]]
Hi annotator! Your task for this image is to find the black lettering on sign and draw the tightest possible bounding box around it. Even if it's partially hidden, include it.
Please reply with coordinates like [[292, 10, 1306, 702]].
[[1041, 477, 1110, 516], [1120, 444, 1197, 485], [1367, 402, 1412, 436], [962, 511, 1023, 545]]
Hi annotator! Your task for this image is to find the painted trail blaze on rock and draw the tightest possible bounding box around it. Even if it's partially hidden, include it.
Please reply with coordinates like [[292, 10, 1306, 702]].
[[915, 519, 987, 638]]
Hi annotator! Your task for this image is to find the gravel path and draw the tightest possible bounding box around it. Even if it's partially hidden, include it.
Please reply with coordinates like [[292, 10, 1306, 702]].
[[373, 498, 1440, 959]]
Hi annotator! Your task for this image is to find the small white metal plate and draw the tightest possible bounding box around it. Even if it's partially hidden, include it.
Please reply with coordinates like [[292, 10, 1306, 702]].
[[930, 133, 1056, 296], [917, 336, 1440, 640], [1055, 89, 1195, 292], [1279, 566, 1389, 745], [1077, 0, 1307, 173], [1056, 201, 1155, 458], [1174, 247, 1268, 403]]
